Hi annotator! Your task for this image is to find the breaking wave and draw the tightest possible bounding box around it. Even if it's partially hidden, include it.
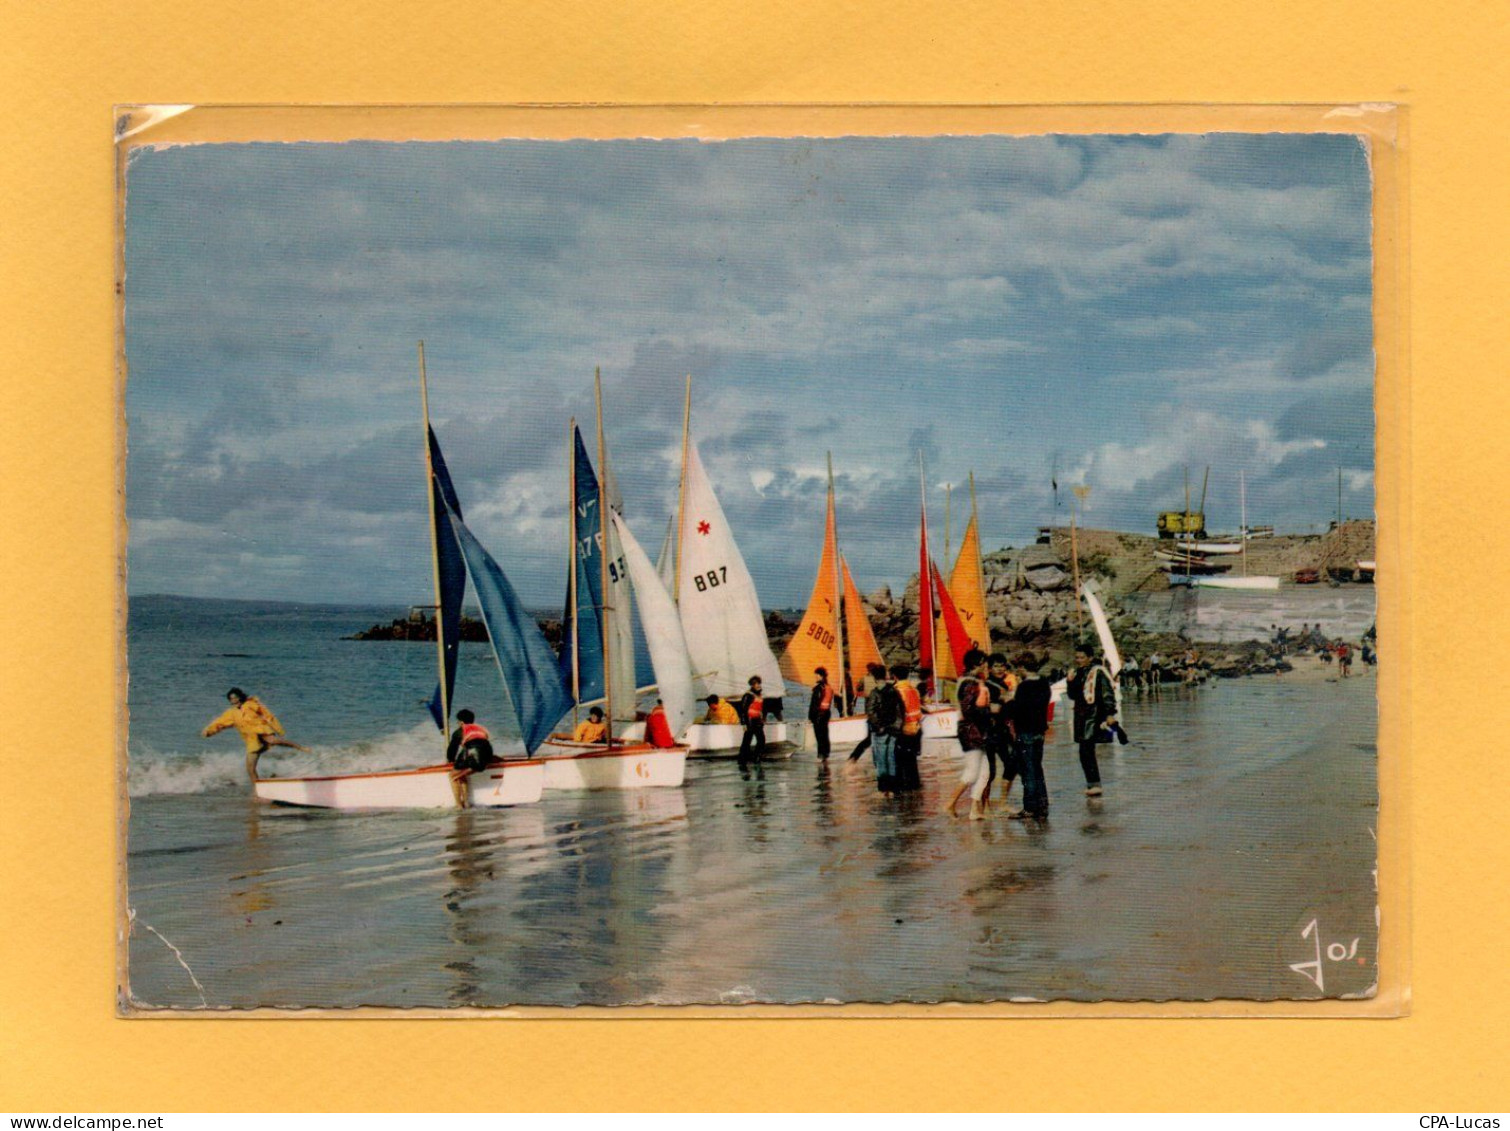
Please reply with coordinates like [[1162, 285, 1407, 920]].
[[127, 722, 531, 797]]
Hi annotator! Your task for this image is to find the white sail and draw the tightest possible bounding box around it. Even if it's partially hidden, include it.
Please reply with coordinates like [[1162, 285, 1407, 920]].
[[612, 511, 696, 736], [599, 440, 638, 721], [654, 513, 677, 592], [676, 442, 785, 698], [1081, 579, 1123, 711]]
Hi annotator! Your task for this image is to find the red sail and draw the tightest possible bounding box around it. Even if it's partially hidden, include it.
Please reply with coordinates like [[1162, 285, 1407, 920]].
[[918, 505, 935, 697], [931, 558, 973, 676]]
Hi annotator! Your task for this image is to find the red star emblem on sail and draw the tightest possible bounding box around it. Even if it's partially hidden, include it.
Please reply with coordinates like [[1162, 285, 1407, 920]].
[[697, 520, 711, 535]]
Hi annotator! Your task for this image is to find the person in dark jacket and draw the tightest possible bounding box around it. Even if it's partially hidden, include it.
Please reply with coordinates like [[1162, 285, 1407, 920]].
[[737, 675, 767, 774], [1065, 643, 1116, 796], [946, 649, 994, 820], [846, 662, 886, 765], [864, 667, 904, 794], [1008, 654, 1054, 818], [809, 666, 837, 759], [984, 652, 1022, 816]]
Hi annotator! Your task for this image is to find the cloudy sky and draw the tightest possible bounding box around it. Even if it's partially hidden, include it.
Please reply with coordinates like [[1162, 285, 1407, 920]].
[[124, 133, 1375, 607]]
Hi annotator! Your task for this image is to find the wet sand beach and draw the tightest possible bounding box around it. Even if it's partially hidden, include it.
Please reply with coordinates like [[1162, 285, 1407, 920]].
[[126, 663, 1378, 1008]]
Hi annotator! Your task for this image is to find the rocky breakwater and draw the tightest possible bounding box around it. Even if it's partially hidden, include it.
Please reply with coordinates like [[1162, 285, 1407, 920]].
[[347, 610, 565, 653]]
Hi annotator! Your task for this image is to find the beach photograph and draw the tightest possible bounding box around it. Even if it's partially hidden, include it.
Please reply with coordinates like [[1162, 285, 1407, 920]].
[[121, 131, 1380, 1009]]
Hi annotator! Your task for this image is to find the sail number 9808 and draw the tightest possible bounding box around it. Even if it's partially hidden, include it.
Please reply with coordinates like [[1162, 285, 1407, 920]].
[[805, 622, 836, 649], [692, 566, 728, 592]]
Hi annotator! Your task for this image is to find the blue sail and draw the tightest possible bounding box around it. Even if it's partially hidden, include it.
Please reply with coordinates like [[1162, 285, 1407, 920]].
[[560, 427, 607, 704], [426, 427, 468, 731], [443, 502, 574, 754]]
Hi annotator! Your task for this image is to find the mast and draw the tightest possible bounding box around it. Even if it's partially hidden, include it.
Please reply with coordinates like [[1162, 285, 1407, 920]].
[[568, 416, 580, 727], [1071, 492, 1083, 631], [596, 368, 613, 745], [1183, 465, 1192, 584], [418, 340, 450, 742], [944, 483, 953, 570], [1198, 466, 1210, 536], [828, 451, 848, 716], [918, 450, 933, 697], [1240, 469, 1249, 578], [674, 374, 691, 602], [968, 470, 985, 650], [1337, 466, 1343, 529]]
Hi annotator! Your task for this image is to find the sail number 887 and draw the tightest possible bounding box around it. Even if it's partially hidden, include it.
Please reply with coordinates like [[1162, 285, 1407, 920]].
[[693, 566, 728, 592]]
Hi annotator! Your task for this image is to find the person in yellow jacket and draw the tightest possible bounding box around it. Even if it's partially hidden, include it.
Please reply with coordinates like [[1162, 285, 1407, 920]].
[[202, 687, 308, 782], [573, 706, 608, 744], [698, 694, 740, 726]]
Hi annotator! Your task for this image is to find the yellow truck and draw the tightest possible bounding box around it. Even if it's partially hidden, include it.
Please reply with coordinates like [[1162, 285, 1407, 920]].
[[1156, 511, 1207, 539]]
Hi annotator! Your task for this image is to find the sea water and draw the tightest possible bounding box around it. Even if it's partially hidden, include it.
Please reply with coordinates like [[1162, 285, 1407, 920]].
[[125, 594, 1380, 1008]]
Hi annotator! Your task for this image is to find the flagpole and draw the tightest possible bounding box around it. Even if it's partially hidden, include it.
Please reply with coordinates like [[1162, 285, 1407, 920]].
[[418, 341, 450, 743]]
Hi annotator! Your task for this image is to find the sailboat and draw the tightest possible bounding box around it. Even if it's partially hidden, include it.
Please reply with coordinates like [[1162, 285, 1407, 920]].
[[915, 455, 963, 740], [662, 376, 793, 754], [1080, 579, 1124, 712], [1192, 471, 1280, 590], [254, 344, 550, 809], [534, 373, 689, 789], [783, 454, 882, 751]]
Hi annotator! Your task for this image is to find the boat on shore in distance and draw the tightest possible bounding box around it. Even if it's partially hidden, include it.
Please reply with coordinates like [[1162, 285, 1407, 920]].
[[535, 371, 688, 789], [255, 343, 551, 810], [1190, 472, 1280, 590]]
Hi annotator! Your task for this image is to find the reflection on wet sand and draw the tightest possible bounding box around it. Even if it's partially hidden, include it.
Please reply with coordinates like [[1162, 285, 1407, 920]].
[[127, 672, 1378, 1008]]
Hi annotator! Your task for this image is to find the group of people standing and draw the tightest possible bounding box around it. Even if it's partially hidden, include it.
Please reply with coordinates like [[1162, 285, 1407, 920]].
[[801, 642, 1120, 822]]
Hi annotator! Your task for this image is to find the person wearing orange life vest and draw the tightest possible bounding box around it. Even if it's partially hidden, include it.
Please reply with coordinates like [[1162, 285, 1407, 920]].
[[809, 666, 838, 760], [645, 699, 677, 748], [737, 675, 767, 775], [202, 687, 309, 783], [573, 706, 608, 744], [892, 663, 924, 792], [445, 708, 498, 808]]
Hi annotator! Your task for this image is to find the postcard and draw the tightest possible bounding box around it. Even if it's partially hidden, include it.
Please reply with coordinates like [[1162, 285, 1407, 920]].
[[119, 112, 1389, 1010]]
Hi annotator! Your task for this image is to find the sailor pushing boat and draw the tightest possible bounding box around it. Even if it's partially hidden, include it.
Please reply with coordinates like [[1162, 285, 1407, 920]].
[[202, 687, 309, 782]]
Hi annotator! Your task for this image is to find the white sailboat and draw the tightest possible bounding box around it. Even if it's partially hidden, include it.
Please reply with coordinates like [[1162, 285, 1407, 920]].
[[1193, 472, 1280, 590], [536, 371, 688, 789], [256, 343, 546, 809], [668, 376, 792, 754]]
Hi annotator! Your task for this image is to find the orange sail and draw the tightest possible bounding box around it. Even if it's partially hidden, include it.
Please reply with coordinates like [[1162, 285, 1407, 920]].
[[840, 554, 883, 692], [948, 512, 991, 656], [779, 480, 840, 686]]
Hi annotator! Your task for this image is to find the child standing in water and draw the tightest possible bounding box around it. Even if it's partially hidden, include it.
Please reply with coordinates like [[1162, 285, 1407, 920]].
[[202, 687, 308, 782]]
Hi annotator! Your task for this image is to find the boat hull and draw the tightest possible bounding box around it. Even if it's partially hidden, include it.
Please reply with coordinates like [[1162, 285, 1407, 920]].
[[536, 740, 688, 789], [618, 718, 794, 756], [800, 713, 870, 751], [253, 761, 544, 809], [1192, 575, 1281, 590], [921, 706, 959, 739]]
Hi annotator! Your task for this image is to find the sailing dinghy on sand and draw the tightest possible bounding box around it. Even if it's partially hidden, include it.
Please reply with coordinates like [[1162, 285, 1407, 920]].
[[784, 455, 884, 751], [255, 345, 549, 809], [535, 373, 689, 790]]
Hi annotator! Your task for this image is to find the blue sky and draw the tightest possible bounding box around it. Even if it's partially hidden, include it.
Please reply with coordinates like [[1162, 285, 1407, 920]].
[[124, 133, 1376, 607]]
